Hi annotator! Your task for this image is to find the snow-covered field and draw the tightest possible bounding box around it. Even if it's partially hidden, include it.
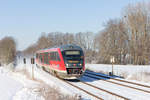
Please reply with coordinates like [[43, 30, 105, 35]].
[[86, 64, 150, 83]]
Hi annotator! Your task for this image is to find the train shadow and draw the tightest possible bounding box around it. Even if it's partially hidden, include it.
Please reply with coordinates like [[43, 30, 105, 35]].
[[65, 79, 80, 82], [81, 70, 124, 82]]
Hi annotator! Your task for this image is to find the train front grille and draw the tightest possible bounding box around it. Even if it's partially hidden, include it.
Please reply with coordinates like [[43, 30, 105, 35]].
[[67, 68, 82, 74]]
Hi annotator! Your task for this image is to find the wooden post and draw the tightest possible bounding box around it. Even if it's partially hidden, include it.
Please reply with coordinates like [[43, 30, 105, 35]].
[[112, 61, 114, 76], [23, 58, 26, 68], [23, 58, 26, 64], [110, 56, 115, 76], [31, 58, 35, 80]]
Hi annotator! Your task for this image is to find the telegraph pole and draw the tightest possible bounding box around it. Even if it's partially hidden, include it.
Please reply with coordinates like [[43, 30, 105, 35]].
[[31, 58, 35, 80]]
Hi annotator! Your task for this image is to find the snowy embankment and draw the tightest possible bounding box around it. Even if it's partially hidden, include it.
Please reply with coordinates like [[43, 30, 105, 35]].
[[0, 61, 78, 100], [0, 64, 46, 100], [15, 58, 80, 100], [86, 64, 150, 83], [0, 67, 22, 100]]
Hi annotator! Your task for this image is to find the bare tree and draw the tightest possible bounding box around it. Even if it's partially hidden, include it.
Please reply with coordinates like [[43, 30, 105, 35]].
[[96, 19, 128, 64], [0, 37, 16, 64], [74, 32, 95, 63], [123, 2, 150, 64]]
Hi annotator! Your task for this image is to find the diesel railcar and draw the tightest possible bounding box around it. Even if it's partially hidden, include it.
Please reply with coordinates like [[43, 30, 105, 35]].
[[35, 44, 85, 79]]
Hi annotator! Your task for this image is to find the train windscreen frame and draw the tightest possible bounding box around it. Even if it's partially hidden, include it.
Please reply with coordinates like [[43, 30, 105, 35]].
[[62, 50, 83, 64]]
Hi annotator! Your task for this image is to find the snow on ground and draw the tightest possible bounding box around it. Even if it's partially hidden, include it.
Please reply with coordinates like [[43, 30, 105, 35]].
[[81, 75, 150, 100], [86, 64, 150, 75], [20, 63, 92, 99], [16, 58, 72, 96], [14, 57, 81, 100], [86, 64, 150, 83], [0, 64, 45, 100], [12, 71, 45, 100], [0, 67, 23, 100]]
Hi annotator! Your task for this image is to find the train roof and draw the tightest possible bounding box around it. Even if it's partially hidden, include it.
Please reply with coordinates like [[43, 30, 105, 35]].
[[59, 44, 82, 51], [37, 44, 83, 53]]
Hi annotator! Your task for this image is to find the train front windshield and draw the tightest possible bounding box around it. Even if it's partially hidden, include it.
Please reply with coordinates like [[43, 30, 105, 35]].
[[65, 51, 80, 56], [62, 50, 84, 65]]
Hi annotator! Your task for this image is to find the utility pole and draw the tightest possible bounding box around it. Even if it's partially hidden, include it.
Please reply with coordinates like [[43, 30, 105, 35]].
[[23, 58, 26, 68], [31, 58, 35, 80]]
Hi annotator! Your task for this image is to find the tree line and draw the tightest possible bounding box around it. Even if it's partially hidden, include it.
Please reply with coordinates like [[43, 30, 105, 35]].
[[98, 2, 150, 65], [0, 37, 16, 65], [24, 2, 150, 65], [23, 32, 96, 63]]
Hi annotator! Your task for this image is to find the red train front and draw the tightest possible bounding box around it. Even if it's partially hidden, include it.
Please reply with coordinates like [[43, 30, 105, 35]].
[[35, 44, 85, 79]]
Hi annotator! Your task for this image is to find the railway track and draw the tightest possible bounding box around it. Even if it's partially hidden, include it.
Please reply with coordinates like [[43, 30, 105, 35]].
[[37, 67, 149, 99], [40, 67, 130, 100], [86, 70, 150, 88], [79, 80, 129, 100], [61, 78, 129, 100], [61, 79, 104, 100], [85, 71, 150, 94], [40, 68, 102, 100]]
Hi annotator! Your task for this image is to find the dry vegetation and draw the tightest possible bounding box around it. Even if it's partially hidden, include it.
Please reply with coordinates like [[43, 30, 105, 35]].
[[0, 37, 16, 65], [39, 84, 80, 100], [97, 2, 150, 65], [128, 71, 150, 82], [15, 68, 80, 100], [14, 68, 32, 79]]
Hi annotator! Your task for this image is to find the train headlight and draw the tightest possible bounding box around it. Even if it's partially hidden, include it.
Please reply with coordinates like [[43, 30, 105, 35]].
[[66, 64, 68, 66]]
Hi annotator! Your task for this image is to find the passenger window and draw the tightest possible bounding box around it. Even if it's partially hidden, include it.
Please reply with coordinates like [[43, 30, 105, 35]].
[[49, 52, 60, 61], [56, 52, 60, 61], [44, 52, 49, 64], [48, 53, 51, 64], [40, 53, 43, 63], [50, 52, 54, 60]]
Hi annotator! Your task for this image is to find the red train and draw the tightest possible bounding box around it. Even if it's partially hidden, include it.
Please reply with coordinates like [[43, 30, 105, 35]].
[[35, 44, 85, 79]]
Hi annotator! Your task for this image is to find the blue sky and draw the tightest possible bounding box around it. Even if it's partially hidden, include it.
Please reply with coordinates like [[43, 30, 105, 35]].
[[0, 0, 148, 50]]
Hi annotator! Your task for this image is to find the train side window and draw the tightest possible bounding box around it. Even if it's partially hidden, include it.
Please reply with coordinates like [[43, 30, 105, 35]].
[[49, 52, 60, 61], [50, 52, 53, 61], [40, 53, 43, 63], [44, 53, 46, 64], [44, 52, 48, 64], [48, 53, 51, 64], [50, 52, 52, 60], [54, 52, 56, 61], [54, 52, 57, 61], [56, 52, 60, 61], [46, 52, 49, 64]]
